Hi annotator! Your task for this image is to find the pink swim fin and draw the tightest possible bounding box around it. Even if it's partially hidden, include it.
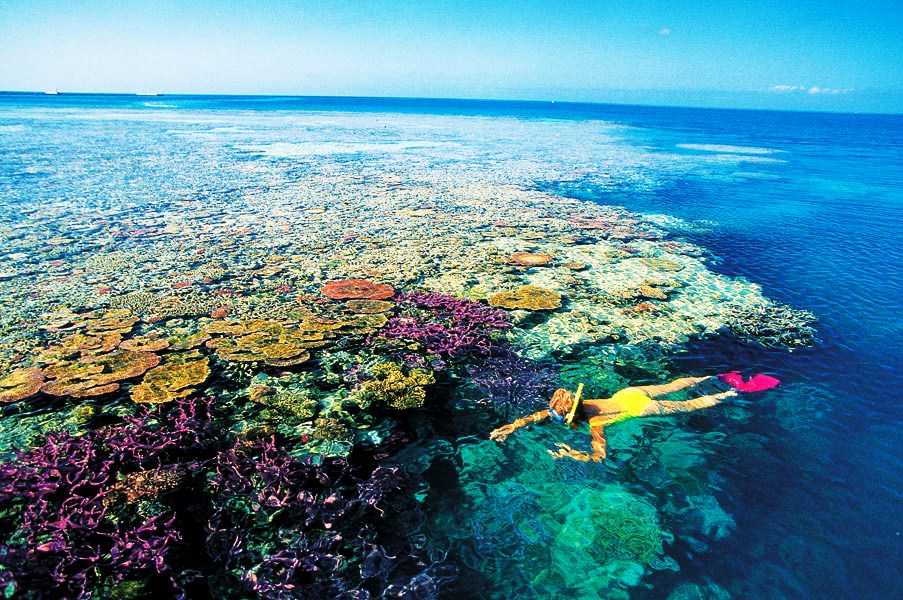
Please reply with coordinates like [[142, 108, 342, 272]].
[[718, 371, 780, 392]]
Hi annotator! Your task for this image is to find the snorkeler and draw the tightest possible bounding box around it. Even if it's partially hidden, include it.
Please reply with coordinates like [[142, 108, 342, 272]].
[[489, 373, 777, 461]]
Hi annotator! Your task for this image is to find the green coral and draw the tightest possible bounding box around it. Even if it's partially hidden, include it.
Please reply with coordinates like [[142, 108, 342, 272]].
[[249, 383, 319, 425], [313, 417, 354, 442], [361, 362, 435, 410], [555, 485, 666, 566]]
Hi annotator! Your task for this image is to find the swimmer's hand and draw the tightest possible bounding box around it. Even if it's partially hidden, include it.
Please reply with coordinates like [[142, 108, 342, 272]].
[[548, 443, 604, 462], [490, 424, 516, 442]]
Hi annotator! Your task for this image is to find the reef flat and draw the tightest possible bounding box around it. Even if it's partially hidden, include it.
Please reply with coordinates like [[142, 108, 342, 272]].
[[0, 101, 818, 599]]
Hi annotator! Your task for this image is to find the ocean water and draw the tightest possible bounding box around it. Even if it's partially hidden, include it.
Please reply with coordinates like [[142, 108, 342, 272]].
[[0, 93, 900, 599]]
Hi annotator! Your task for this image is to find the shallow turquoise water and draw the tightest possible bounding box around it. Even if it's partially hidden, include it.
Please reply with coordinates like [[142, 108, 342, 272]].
[[0, 93, 900, 599]]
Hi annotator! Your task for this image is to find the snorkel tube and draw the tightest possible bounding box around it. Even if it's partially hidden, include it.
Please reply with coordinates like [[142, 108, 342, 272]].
[[565, 383, 583, 425]]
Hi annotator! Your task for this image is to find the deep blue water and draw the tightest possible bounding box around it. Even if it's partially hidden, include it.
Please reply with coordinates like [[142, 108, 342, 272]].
[[0, 93, 901, 598], [540, 108, 903, 599]]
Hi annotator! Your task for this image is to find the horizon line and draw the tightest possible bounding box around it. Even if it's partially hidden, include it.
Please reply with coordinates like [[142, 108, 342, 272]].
[[0, 89, 900, 117]]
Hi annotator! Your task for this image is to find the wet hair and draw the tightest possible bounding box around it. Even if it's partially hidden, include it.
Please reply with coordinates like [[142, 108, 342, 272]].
[[549, 389, 576, 420]]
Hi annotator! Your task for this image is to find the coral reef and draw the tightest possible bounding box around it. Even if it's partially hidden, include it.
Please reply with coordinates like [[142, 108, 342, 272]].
[[130, 351, 210, 404], [312, 417, 355, 442], [641, 257, 685, 272], [555, 485, 666, 566], [509, 252, 553, 266], [725, 300, 819, 348], [343, 298, 394, 314], [361, 361, 436, 410], [376, 291, 511, 360], [204, 319, 319, 366], [41, 349, 162, 398], [0, 398, 438, 598], [248, 381, 319, 424], [322, 278, 395, 300], [0, 399, 213, 597], [488, 285, 562, 311], [465, 350, 560, 418], [0, 366, 44, 403]]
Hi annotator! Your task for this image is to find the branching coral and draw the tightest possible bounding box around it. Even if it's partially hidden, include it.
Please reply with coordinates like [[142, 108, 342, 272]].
[[465, 350, 560, 418], [0, 398, 439, 599], [375, 291, 511, 360], [0, 399, 215, 598], [205, 435, 436, 598], [725, 300, 819, 348]]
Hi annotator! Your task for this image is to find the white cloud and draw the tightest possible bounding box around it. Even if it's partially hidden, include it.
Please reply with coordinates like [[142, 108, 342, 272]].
[[658, 28, 672, 36], [767, 85, 854, 95], [808, 86, 854, 95], [768, 85, 804, 93]]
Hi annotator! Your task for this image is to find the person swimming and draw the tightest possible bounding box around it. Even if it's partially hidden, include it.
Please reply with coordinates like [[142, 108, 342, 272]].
[[489, 376, 741, 462]]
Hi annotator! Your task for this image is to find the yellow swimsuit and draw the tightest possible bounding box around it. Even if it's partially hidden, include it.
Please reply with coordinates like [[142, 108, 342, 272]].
[[589, 388, 651, 426]]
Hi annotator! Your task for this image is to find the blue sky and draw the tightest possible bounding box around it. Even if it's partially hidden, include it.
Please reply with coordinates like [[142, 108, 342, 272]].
[[1, 0, 900, 112]]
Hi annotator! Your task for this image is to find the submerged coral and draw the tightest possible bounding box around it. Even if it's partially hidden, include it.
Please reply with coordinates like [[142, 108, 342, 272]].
[[376, 291, 511, 360], [509, 252, 554, 266], [130, 351, 210, 404], [0, 366, 44, 403], [322, 278, 395, 300], [41, 349, 162, 398], [361, 361, 436, 410], [488, 285, 562, 311], [725, 300, 819, 348], [641, 257, 685, 272], [248, 381, 319, 424], [0, 399, 213, 598], [465, 350, 560, 418], [0, 398, 439, 598]]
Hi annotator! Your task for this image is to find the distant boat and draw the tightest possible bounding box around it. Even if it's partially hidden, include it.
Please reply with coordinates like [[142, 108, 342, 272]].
[[136, 92, 161, 96], [44, 89, 59, 95]]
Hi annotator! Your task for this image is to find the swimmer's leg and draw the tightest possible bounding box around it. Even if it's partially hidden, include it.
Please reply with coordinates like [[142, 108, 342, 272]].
[[641, 390, 736, 415], [634, 376, 713, 398]]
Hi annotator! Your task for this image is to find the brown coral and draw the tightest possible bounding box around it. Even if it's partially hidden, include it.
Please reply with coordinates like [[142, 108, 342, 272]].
[[322, 279, 395, 300], [42, 349, 162, 398], [0, 366, 45, 403], [640, 257, 684, 272], [508, 252, 553, 266], [488, 285, 562, 311], [119, 334, 170, 352], [204, 319, 317, 366], [343, 299, 394, 314], [130, 352, 209, 404], [103, 468, 184, 506]]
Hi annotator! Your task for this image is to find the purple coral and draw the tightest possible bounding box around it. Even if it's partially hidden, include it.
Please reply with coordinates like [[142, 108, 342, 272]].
[[375, 292, 511, 360], [0, 398, 443, 598], [465, 350, 561, 418], [0, 398, 214, 598], [206, 435, 436, 598]]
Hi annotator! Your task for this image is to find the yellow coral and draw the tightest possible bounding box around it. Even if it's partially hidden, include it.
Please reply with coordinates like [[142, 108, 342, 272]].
[[42, 349, 162, 398], [0, 366, 44, 403], [488, 285, 562, 311], [130, 352, 209, 404], [363, 362, 435, 410]]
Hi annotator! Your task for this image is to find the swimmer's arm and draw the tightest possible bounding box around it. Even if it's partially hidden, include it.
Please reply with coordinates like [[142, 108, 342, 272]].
[[549, 422, 607, 462], [489, 410, 550, 442]]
